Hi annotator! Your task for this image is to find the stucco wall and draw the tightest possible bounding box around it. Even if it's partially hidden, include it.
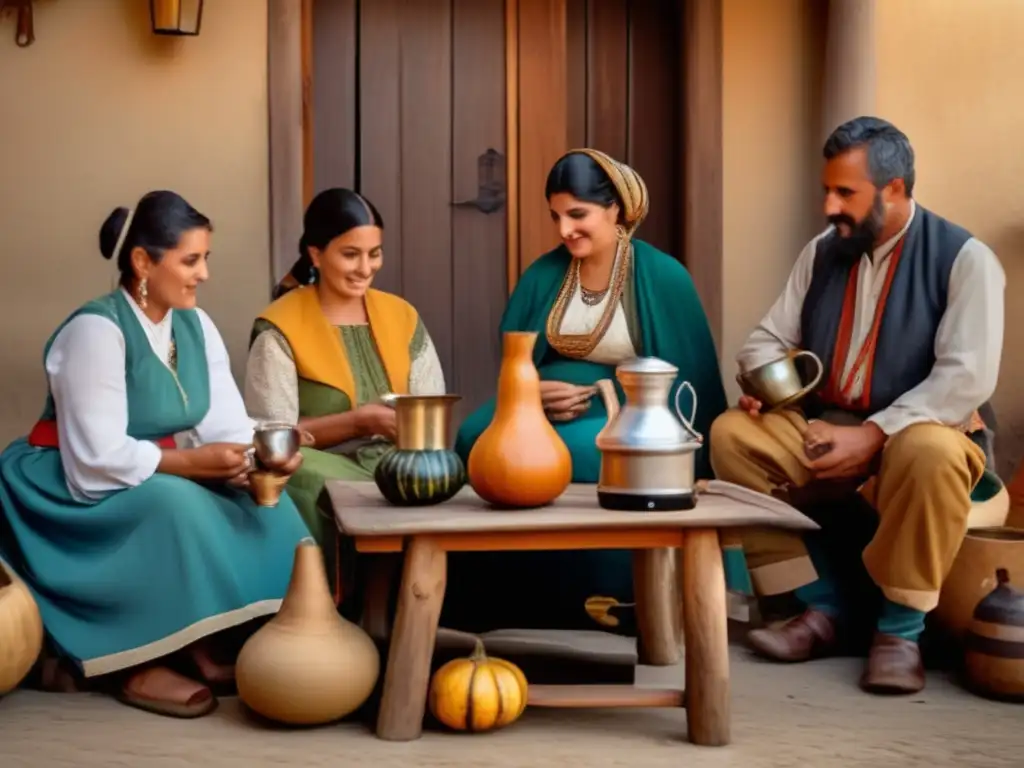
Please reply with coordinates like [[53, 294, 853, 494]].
[[721, 0, 826, 402], [876, 0, 1024, 478], [0, 1, 271, 443]]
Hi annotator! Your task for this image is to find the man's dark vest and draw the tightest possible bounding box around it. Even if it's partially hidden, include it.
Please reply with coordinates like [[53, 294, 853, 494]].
[[800, 206, 971, 420]]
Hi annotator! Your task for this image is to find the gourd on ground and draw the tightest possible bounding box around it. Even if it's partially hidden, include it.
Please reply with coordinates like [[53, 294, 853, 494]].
[[428, 639, 529, 732], [0, 561, 43, 696]]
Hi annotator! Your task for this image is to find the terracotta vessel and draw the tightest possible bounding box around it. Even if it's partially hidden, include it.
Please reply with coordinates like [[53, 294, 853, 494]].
[[235, 539, 380, 725], [0, 560, 43, 695], [963, 568, 1024, 701], [935, 527, 1024, 641], [467, 331, 572, 507]]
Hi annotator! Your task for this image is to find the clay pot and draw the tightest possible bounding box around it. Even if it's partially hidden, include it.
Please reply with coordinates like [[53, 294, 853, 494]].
[[467, 331, 572, 507], [235, 539, 380, 725], [963, 568, 1024, 702], [0, 560, 44, 695], [935, 527, 1024, 641]]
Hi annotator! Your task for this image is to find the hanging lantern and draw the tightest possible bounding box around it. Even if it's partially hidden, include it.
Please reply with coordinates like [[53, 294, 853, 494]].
[[150, 0, 204, 36]]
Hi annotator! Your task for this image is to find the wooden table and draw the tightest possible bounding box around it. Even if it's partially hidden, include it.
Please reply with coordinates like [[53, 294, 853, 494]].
[[326, 479, 816, 746]]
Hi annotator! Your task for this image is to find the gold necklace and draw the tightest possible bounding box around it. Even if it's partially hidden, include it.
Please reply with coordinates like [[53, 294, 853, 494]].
[[545, 238, 632, 359]]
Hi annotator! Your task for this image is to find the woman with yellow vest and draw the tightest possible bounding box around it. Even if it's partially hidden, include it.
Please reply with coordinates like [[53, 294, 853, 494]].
[[244, 188, 446, 581]]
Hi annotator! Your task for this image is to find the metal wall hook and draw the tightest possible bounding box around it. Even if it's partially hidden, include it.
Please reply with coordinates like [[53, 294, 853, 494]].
[[451, 148, 506, 215]]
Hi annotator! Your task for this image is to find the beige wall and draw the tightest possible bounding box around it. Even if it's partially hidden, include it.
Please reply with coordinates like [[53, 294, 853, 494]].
[[0, 1, 271, 443], [721, 0, 826, 402], [876, 0, 1024, 478]]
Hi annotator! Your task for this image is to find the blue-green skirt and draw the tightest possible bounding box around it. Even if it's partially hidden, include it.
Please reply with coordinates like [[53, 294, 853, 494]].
[[0, 439, 311, 677]]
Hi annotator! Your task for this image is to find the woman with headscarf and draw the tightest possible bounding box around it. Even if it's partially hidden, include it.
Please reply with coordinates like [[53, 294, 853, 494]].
[[0, 191, 310, 717], [244, 188, 447, 583], [448, 149, 728, 633]]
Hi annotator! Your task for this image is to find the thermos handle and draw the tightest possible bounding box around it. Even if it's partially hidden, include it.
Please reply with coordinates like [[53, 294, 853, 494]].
[[674, 381, 702, 441], [596, 379, 620, 421]]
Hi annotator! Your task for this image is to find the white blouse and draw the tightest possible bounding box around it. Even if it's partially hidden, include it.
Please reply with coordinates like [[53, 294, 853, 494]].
[[557, 283, 637, 365], [45, 289, 255, 502]]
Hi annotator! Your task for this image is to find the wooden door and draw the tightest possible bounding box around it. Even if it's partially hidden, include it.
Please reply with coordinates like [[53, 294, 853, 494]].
[[310, 0, 508, 421], [565, 0, 681, 258]]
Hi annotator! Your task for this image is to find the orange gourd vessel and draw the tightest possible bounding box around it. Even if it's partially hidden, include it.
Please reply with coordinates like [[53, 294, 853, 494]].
[[467, 331, 572, 507]]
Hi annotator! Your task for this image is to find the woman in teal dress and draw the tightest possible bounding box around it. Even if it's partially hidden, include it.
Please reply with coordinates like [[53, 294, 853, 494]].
[[0, 191, 310, 717], [446, 149, 728, 633]]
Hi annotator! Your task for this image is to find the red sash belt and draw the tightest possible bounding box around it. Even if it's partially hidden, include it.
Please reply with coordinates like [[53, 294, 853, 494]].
[[27, 420, 176, 450]]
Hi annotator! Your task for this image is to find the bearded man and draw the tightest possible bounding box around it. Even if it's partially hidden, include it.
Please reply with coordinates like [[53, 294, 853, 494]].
[[710, 116, 1006, 694]]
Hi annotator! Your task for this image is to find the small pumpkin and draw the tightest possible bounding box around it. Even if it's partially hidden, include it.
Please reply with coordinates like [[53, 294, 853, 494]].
[[428, 639, 528, 732], [374, 448, 466, 506]]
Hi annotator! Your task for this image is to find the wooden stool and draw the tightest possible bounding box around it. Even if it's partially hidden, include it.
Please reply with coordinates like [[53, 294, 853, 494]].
[[326, 480, 816, 746]]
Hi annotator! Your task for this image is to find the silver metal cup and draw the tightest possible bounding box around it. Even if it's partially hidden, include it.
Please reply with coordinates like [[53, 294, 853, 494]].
[[252, 421, 301, 471]]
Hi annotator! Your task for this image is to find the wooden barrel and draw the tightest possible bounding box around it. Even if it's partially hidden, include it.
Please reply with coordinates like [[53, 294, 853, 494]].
[[963, 568, 1024, 702]]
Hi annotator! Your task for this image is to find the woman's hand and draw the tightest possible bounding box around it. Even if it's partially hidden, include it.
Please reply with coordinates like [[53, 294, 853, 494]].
[[184, 442, 253, 480], [227, 445, 305, 491], [353, 403, 398, 441], [540, 381, 596, 423]]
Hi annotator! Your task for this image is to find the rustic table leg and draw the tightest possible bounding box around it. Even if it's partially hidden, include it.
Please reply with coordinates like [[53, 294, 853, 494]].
[[376, 536, 447, 741], [632, 548, 681, 665], [681, 528, 730, 746], [361, 554, 400, 641]]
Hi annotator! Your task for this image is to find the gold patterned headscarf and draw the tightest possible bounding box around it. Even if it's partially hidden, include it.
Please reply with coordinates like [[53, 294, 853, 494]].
[[564, 148, 650, 238], [545, 149, 649, 360]]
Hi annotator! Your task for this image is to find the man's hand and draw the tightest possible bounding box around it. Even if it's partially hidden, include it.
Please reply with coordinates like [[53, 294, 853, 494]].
[[807, 422, 887, 480], [737, 395, 763, 416]]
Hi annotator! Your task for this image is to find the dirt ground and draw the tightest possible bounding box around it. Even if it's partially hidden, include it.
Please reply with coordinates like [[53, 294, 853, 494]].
[[1, 646, 1020, 768]]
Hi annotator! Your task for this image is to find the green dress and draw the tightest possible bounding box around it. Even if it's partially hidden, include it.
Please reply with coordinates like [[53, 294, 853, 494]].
[[447, 240, 728, 633], [246, 316, 443, 596], [0, 291, 311, 677]]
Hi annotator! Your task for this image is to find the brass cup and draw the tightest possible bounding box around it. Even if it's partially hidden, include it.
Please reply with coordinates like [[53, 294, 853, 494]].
[[250, 470, 290, 507], [737, 350, 824, 410], [385, 394, 462, 450]]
